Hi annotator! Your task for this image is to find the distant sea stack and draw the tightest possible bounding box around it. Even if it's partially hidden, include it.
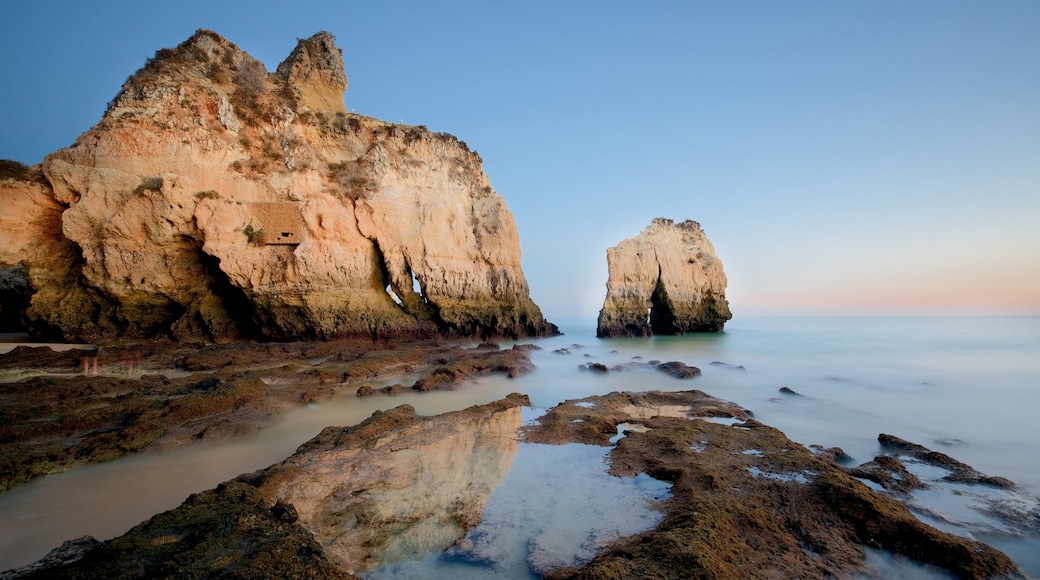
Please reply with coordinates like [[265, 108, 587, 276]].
[[596, 218, 732, 338], [0, 30, 556, 341]]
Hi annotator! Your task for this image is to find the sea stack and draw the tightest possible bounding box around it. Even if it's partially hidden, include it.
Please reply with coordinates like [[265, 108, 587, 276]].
[[597, 218, 731, 337], [0, 30, 555, 341]]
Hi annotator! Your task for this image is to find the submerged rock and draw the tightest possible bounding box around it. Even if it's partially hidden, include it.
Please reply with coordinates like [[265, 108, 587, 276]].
[[597, 218, 732, 338], [1, 30, 555, 342], [878, 433, 1017, 489], [655, 360, 701, 379], [849, 435, 1040, 537]]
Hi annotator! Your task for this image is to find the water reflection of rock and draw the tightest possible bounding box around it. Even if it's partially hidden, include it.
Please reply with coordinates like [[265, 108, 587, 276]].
[[238, 393, 526, 575]]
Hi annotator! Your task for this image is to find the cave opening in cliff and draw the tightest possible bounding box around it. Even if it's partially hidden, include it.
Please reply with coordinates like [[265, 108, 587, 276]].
[[648, 277, 678, 335], [0, 264, 31, 334], [197, 252, 262, 339]]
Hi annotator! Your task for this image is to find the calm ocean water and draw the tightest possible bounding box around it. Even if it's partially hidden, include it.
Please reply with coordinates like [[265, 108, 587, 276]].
[[1, 316, 1038, 575]]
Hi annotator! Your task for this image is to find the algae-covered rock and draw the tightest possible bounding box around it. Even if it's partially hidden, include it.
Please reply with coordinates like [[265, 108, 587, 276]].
[[2, 481, 348, 579]]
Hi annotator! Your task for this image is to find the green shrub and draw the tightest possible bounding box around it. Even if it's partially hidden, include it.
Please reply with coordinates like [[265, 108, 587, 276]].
[[133, 176, 163, 195], [0, 159, 33, 181], [243, 224, 262, 244]]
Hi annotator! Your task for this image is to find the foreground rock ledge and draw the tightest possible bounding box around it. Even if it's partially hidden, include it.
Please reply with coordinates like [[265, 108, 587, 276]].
[[597, 218, 732, 338], [5, 391, 1024, 579], [0, 30, 555, 341]]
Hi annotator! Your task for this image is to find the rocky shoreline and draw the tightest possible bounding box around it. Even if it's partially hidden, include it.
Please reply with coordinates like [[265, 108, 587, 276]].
[[0, 337, 535, 493], [2, 340, 1033, 578]]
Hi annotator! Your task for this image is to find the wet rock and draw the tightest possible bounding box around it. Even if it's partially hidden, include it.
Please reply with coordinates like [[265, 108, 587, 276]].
[[408, 346, 534, 391], [846, 455, 926, 493], [0, 536, 101, 578], [521, 390, 750, 447], [656, 361, 701, 379], [381, 383, 405, 395], [778, 386, 802, 396], [0, 338, 532, 492], [553, 348, 571, 355], [808, 444, 853, 464], [3, 481, 347, 579], [862, 434, 1040, 537], [579, 362, 609, 373], [12, 390, 1024, 580], [529, 391, 1021, 580], [355, 385, 374, 397], [878, 434, 1017, 489]]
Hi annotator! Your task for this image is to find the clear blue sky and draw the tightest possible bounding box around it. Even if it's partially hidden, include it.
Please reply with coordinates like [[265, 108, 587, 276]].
[[2, 1, 1038, 319]]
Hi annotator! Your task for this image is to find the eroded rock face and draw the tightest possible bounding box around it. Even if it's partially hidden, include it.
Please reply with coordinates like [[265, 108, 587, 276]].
[[1, 30, 554, 341], [596, 218, 731, 338]]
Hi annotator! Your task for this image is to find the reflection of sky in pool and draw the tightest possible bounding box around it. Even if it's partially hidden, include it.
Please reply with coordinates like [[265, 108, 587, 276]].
[[365, 440, 671, 579]]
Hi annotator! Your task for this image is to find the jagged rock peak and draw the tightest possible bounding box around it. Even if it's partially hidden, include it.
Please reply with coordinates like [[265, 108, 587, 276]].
[[276, 32, 348, 112], [597, 217, 732, 338]]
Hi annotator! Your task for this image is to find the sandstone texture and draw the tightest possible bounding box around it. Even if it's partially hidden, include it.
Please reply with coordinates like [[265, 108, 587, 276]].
[[597, 218, 731, 338], [0, 30, 555, 341]]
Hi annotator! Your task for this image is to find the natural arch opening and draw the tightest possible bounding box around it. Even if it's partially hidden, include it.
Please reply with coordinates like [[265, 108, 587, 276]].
[[648, 276, 678, 335]]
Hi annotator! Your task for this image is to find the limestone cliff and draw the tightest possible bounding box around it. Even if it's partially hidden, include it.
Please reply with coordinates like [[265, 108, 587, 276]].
[[0, 30, 555, 341], [596, 218, 731, 337]]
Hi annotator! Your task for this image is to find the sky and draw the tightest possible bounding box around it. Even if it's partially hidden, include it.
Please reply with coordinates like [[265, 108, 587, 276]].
[[1, 1, 1038, 320]]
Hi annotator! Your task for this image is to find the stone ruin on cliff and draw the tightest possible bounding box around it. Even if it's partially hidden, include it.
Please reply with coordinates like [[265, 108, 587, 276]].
[[597, 218, 732, 337]]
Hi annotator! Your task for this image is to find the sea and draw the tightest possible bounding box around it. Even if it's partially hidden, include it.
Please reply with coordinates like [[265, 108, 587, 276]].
[[1, 316, 1038, 577]]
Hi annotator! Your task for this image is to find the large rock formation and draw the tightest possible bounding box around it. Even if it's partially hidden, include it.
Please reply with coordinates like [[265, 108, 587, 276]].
[[0, 30, 555, 341], [597, 218, 731, 337]]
